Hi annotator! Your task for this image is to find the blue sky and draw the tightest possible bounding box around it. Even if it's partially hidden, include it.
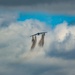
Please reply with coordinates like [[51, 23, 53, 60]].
[[18, 12, 75, 28]]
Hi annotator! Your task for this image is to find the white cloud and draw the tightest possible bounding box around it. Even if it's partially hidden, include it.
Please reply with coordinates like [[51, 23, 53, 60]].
[[0, 17, 75, 75], [0, 12, 18, 28]]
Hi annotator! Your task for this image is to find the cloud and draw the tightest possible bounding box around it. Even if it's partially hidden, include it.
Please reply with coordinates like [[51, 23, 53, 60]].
[[0, 0, 75, 6], [0, 12, 18, 28], [0, 0, 75, 15], [0, 13, 75, 75], [46, 22, 75, 59]]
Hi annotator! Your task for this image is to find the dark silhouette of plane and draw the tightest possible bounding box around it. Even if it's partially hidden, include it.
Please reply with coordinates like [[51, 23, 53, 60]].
[[30, 32, 47, 37], [30, 32, 47, 50]]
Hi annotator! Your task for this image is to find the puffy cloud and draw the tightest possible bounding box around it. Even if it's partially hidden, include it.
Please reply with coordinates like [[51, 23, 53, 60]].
[[0, 16, 75, 75], [0, 12, 18, 28]]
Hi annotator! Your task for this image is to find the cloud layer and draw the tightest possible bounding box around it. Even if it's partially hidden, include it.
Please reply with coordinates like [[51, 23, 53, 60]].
[[0, 0, 75, 15], [0, 13, 75, 75], [0, 0, 75, 6]]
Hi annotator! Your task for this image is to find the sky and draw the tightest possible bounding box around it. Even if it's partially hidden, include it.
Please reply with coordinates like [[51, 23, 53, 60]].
[[0, 0, 75, 75]]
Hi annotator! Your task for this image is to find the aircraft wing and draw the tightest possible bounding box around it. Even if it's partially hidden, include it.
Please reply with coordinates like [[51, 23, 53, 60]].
[[30, 32, 47, 37]]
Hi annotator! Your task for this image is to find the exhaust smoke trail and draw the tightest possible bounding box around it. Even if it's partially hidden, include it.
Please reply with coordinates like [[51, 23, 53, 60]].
[[31, 35, 37, 50], [38, 33, 45, 47]]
